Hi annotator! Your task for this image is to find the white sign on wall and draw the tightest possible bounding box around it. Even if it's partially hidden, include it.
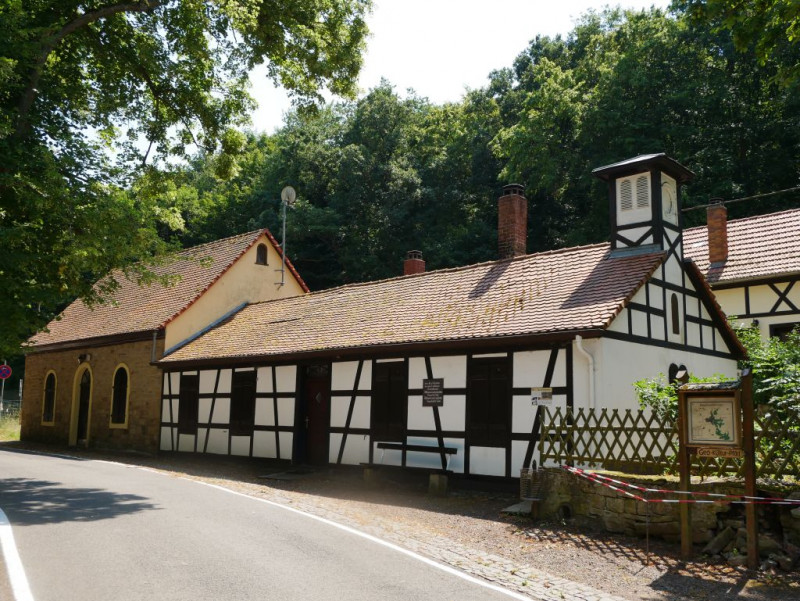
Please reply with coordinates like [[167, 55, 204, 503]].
[[531, 387, 553, 406]]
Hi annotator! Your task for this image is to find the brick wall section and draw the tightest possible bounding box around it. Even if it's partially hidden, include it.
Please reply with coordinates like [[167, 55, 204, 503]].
[[498, 186, 528, 259], [707, 202, 728, 264], [20, 337, 165, 452]]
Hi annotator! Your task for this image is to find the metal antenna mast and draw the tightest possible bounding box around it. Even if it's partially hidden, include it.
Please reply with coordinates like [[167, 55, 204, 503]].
[[278, 186, 296, 287]]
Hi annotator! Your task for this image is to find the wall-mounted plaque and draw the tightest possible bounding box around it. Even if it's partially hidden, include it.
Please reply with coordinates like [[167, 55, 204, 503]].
[[422, 378, 444, 407], [531, 387, 553, 406]]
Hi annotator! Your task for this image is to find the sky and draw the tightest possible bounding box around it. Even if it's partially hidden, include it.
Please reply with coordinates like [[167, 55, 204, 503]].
[[248, 0, 672, 134]]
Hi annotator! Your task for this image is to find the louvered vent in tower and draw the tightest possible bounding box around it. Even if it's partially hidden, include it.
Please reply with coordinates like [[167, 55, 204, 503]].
[[620, 179, 633, 211], [636, 175, 650, 208]]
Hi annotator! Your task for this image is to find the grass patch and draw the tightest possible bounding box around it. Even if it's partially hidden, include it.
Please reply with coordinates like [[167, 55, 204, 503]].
[[0, 412, 21, 441]]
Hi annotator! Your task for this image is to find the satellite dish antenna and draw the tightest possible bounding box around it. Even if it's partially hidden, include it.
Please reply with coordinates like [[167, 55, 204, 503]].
[[281, 186, 296, 205], [278, 186, 297, 287]]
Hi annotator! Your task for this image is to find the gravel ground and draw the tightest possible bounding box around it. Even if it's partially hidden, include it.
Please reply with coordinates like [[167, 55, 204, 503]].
[[3, 442, 800, 601]]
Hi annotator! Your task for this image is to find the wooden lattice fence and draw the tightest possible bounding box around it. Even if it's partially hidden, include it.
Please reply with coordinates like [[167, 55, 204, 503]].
[[539, 407, 800, 481]]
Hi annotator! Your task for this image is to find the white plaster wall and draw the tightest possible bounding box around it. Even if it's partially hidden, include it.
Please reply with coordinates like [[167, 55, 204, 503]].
[[177, 433, 195, 453], [275, 366, 297, 392], [332, 361, 370, 391], [330, 396, 370, 429], [329, 433, 368, 465], [436, 395, 466, 431], [276, 398, 295, 427], [372, 444, 403, 467], [164, 372, 180, 394], [469, 447, 505, 477], [230, 435, 250, 456], [592, 337, 737, 411], [254, 398, 274, 426], [252, 430, 277, 458], [279, 432, 293, 460], [714, 288, 746, 318], [162, 398, 179, 423], [408, 356, 465, 388], [406, 395, 434, 430], [198, 398, 212, 424], [715, 283, 800, 341], [160, 427, 175, 451], [210, 397, 230, 423], [199, 370, 217, 394], [205, 428, 229, 454], [512, 350, 565, 388], [256, 367, 273, 393], [407, 394, 465, 431], [216, 369, 232, 394]]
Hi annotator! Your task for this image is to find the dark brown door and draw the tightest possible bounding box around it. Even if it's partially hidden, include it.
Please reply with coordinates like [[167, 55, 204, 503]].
[[303, 365, 330, 465], [76, 370, 91, 441]]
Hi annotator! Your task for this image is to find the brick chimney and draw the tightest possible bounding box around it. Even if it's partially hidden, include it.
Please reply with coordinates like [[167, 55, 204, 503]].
[[707, 199, 728, 264], [498, 184, 527, 259], [403, 250, 425, 275]]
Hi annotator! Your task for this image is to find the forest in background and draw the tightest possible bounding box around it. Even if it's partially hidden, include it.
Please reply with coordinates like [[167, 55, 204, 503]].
[[2, 1, 799, 363], [150, 7, 800, 292]]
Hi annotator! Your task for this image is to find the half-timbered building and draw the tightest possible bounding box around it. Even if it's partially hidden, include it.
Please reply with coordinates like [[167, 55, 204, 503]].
[[684, 206, 800, 340], [154, 154, 744, 477], [20, 230, 308, 451]]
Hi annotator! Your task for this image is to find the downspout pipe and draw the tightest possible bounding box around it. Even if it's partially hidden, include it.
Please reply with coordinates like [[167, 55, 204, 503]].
[[574, 335, 595, 409], [151, 330, 158, 363]]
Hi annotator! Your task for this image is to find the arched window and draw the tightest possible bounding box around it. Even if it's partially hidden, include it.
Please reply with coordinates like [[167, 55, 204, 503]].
[[255, 243, 268, 265], [671, 293, 681, 336], [42, 371, 56, 424], [110, 365, 129, 426]]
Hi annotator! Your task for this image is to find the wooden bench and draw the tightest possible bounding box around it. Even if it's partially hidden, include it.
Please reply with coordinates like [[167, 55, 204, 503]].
[[362, 442, 458, 496]]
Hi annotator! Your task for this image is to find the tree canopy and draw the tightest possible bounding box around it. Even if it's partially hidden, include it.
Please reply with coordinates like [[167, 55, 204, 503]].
[[0, 0, 370, 356], [4, 3, 800, 358], [165, 6, 800, 293]]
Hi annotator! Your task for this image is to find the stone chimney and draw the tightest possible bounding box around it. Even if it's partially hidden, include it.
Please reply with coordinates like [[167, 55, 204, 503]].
[[403, 250, 425, 275], [707, 199, 728, 264], [498, 184, 527, 259]]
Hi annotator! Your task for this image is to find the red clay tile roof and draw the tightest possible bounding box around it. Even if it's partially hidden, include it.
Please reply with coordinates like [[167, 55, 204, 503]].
[[30, 229, 306, 348], [684, 208, 800, 284], [160, 244, 664, 363]]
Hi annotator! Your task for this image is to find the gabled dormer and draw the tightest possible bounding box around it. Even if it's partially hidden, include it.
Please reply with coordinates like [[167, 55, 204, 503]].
[[592, 154, 694, 256]]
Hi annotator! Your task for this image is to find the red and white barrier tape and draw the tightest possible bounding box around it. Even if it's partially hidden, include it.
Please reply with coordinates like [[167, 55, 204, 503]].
[[562, 465, 800, 505]]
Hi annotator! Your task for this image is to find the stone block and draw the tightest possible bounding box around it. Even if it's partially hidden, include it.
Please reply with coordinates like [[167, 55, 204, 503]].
[[634, 520, 679, 537], [758, 535, 784, 557], [702, 526, 736, 556], [428, 473, 448, 497], [606, 497, 625, 514]]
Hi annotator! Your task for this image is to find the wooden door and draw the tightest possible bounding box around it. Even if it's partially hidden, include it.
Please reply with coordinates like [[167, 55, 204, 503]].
[[303, 365, 330, 465]]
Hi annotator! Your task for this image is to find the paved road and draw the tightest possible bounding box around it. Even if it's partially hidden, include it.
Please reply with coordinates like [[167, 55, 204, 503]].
[[0, 449, 527, 601]]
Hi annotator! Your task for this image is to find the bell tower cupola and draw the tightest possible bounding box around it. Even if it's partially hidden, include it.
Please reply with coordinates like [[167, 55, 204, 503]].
[[592, 153, 694, 256]]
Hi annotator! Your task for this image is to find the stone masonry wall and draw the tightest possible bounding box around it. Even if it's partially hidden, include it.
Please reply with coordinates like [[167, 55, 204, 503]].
[[538, 468, 800, 569], [21, 337, 165, 452]]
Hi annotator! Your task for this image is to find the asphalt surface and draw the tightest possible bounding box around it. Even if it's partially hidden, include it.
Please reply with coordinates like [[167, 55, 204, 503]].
[[0, 448, 530, 601]]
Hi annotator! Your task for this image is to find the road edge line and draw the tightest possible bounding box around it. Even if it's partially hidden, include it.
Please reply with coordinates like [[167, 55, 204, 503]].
[[188, 478, 534, 601], [0, 508, 34, 601]]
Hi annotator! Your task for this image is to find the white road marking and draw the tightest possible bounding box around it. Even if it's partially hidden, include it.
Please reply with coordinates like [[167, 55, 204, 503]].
[[3, 449, 532, 600], [188, 478, 534, 600], [0, 508, 35, 601]]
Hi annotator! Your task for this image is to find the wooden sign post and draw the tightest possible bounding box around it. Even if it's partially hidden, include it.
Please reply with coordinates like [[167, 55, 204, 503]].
[[677, 374, 756, 565]]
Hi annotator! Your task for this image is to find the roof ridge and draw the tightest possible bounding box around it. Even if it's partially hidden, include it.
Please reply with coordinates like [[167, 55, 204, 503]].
[[175, 228, 265, 256]]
